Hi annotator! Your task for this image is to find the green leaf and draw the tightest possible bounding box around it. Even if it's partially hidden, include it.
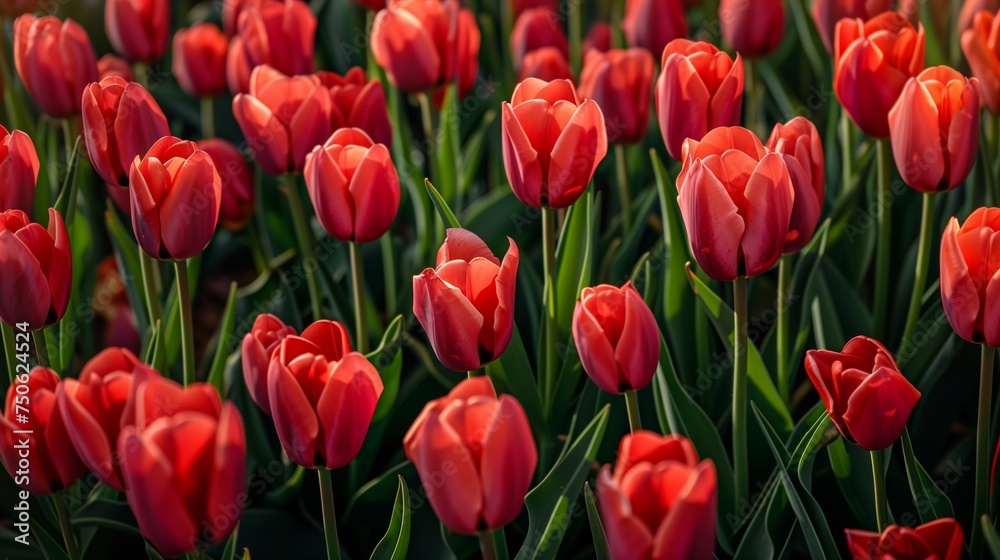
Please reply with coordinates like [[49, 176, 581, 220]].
[[366, 315, 404, 420], [425, 178, 462, 229], [34, 515, 70, 560], [584, 483, 609, 560], [207, 281, 239, 395], [104, 202, 149, 337], [487, 325, 548, 445], [221, 522, 240, 560], [983, 515, 1000, 560], [796, 413, 834, 493], [732, 473, 783, 560], [460, 110, 496, 193], [370, 476, 411, 560], [827, 437, 877, 530], [436, 84, 462, 204], [554, 190, 594, 333], [900, 429, 955, 524], [144, 540, 166, 560], [71, 498, 140, 535]]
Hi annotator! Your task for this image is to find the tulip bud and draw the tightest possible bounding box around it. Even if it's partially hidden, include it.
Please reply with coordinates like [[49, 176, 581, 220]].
[[962, 10, 1000, 113], [846, 518, 963, 559], [622, 0, 688, 56], [315, 68, 393, 147], [510, 8, 568, 67], [766, 117, 825, 253], [0, 208, 71, 330], [105, 0, 170, 63], [240, 313, 296, 414], [578, 48, 655, 145], [97, 54, 135, 81], [226, 0, 316, 94], [172, 23, 229, 99], [518, 47, 573, 82], [940, 207, 1000, 347], [811, 0, 894, 52], [720, 0, 785, 58], [403, 376, 537, 534], [13, 15, 98, 118], [584, 22, 613, 54], [197, 139, 255, 231], [0, 126, 39, 216]]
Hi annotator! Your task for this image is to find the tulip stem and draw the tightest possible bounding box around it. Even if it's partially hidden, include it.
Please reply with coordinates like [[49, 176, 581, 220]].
[[973, 344, 996, 557], [870, 449, 889, 532], [139, 252, 162, 326], [380, 235, 397, 315], [840, 110, 854, 198], [614, 144, 633, 233], [479, 530, 498, 560], [200, 96, 215, 139], [349, 242, 368, 354], [175, 260, 195, 386], [873, 138, 892, 339], [541, 207, 559, 407], [733, 276, 749, 512], [1, 322, 16, 383], [50, 494, 79, 560], [32, 331, 48, 368], [568, 0, 582, 76], [317, 468, 342, 560], [900, 193, 935, 357], [624, 389, 641, 433], [776, 256, 791, 404], [283, 174, 324, 320]]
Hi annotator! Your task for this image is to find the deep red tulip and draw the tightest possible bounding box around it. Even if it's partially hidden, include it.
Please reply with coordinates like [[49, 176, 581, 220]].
[[241, 313, 296, 414], [572, 282, 660, 394], [0, 209, 71, 330], [656, 39, 744, 160], [268, 320, 383, 469], [766, 117, 825, 253], [222, 0, 276, 36], [501, 78, 608, 208], [93, 256, 141, 354], [962, 10, 1000, 113], [82, 77, 170, 189], [812, 0, 894, 52], [1, 368, 86, 495], [0, 0, 35, 17], [197, 139, 255, 231], [940, 207, 1000, 346], [0, 126, 39, 215], [403, 376, 536, 534], [105, 0, 170, 63], [513, 0, 557, 18], [172, 23, 229, 98], [846, 518, 963, 560], [511, 8, 568, 66], [226, 0, 316, 94], [720, 0, 785, 58], [315, 67, 393, 147], [960, 0, 999, 34], [518, 47, 573, 82], [597, 431, 717, 560], [622, 0, 688, 56], [834, 12, 925, 138], [413, 229, 519, 371], [13, 15, 98, 118], [97, 54, 135, 81], [304, 128, 399, 243], [450, 8, 482, 102], [349, 0, 385, 10], [805, 336, 920, 450], [232, 65, 332, 175], [129, 136, 222, 261], [118, 376, 245, 557], [676, 127, 793, 281], [889, 66, 979, 192], [584, 22, 613, 54], [578, 48, 655, 145]]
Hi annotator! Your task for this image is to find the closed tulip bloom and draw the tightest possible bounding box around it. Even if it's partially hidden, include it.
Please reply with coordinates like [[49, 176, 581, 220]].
[[959, 0, 999, 34], [172, 23, 229, 98], [578, 48, 655, 145], [940, 207, 1000, 346], [315, 67, 393, 147], [413, 229, 519, 371], [0, 209, 71, 330], [676, 127, 794, 281], [513, 0, 556, 17], [222, 0, 275, 36], [0, 126, 39, 215], [501, 78, 608, 208], [834, 12, 925, 138], [846, 518, 963, 560], [766, 117, 825, 253], [105, 0, 170, 62], [597, 431, 717, 560], [1, 368, 86, 495], [889, 67, 979, 192], [13, 15, 98, 118], [118, 376, 246, 557], [572, 282, 660, 394], [720, 0, 785, 58], [812, 0, 894, 52], [129, 136, 222, 261], [962, 10, 1000, 113], [656, 39, 744, 160], [518, 47, 573, 82], [450, 8, 482, 102], [268, 320, 384, 469], [97, 54, 135, 81], [226, 0, 316, 94], [584, 22, 613, 54], [304, 128, 399, 243], [622, 0, 688, 56], [197, 139, 255, 231], [240, 313, 296, 414], [805, 336, 920, 450], [511, 8, 568, 65], [82, 77, 170, 188], [403, 376, 537, 534]]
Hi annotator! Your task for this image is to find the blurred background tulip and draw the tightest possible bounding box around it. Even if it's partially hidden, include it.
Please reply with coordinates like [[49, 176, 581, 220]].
[[92, 256, 141, 353], [197, 138, 255, 231], [720, 0, 785, 58], [14, 15, 98, 119], [846, 518, 963, 559], [0, 126, 39, 216], [766, 117, 825, 253], [518, 47, 573, 82], [240, 313, 296, 414], [960, 0, 999, 35], [583, 21, 612, 54], [962, 9, 1000, 113], [511, 8, 568, 72], [578, 48, 655, 145], [348, 0, 386, 10], [622, 0, 688, 56], [315, 68, 393, 147], [940, 207, 1000, 346], [226, 0, 316, 94], [0, 0, 34, 18], [811, 0, 894, 52], [97, 54, 135, 81], [0, 208, 71, 331], [172, 23, 229, 99], [105, 0, 170, 63], [513, 0, 557, 18]]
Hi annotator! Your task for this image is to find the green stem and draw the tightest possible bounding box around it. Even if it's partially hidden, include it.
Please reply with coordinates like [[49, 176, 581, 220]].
[[733, 276, 749, 511], [33, 330, 48, 368], [568, 0, 582, 76], [139, 252, 162, 326], [283, 174, 323, 320], [349, 242, 368, 354], [50, 494, 79, 560], [492, 527, 509, 560], [245, 220, 269, 275], [380, 234, 397, 315], [175, 260, 195, 386], [541, 207, 558, 407], [615, 144, 632, 233], [200, 96, 215, 139], [1, 322, 15, 383], [873, 138, 892, 339], [776, 256, 791, 404], [624, 389, 641, 433], [744, 60, 762, 137], [317, 468, 342, 560], [479, 531, 497, 560], [840, 110, 853, 198], [871, 449, 889, 532], [900, 193, 935, 356], [134, 62, 149, 88], [60, 119, 80, 226], [973, 344, 995, 557]]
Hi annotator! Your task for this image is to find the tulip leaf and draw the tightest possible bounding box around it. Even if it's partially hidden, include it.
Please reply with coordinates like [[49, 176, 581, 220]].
[[436, 84, 462, 205], [370, 476, 411, 560], [732, 472, 785, 560], [441, 524, 478, 560], [900, 429, 955, 524], [52, 135, 81, 224], [827, 437, 877, 530], [207, 281, 239, 396], [554, 189, 594, 334], [34, 512, 70, 560], [144, 541, 165, 560], [583, 482, 609, 560], [366, 315, 404, 421], [221, 522, 240, 560], [487, 325, 548, 446], [424, 179, 462, 229], [104, 202, 149, 338], [982, 515, 1000, 560], [795, 411, 834, 493], [71, 498, 141, 536], [460, 109, 496, 194]]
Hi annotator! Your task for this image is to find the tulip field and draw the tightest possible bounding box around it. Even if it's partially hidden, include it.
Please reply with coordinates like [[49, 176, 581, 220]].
[[6, 0, 1000, 558]]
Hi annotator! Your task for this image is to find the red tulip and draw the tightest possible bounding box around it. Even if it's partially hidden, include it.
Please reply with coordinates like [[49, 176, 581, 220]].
[[349, 0, 385, 10], [197, 139, 255, 231], [513, 0, 557, 18], [811, 0, 894, 52], [622, 0, 688, 56], [105, 0, 170, 63], [403, 376, 537, 534], [304, 128, 400, 243], [940, 207, 1000, 346], [889, 66, 979, 192], [0, 126, 39, 215], [805, 336, 920, 450], [267, 320, 383, 469], [960, 0, 999, 34], [226, 0, 316, 94], [766, 117, 825, 253], [578, 48, 655, 145], [13, 15, 98, 118], [962, 10, 1000, 113], [511, 8, 568, 65], [676, 126, 794, 281], [222, 0, 276, 36], [172, 23, 229, 98], [846, 518, 963, 560], [315, 67, 393, 147], [720, 0, 785, 58], [129, 136, 222, 261], [572, 282, 660, 394], [0, 0, 35, 17], [82, 77, 171, 189], [0, 208, 71, 331], [241, 313, 296, 414], [1, 368, 86, 495], [597, 431, 717, 560], [656, 39, 744, 160], [501, 78, 608, 208], [518, 47, 573, 82], [413, 229, 519, 371], [584, 22, 613, 54], [92, 256, 141, 354], [834, 11, 925, 138], [97, 54, 135, 81], [232, 65, 332, 175], [449, 8, 482, 102], [118, 376, 245, 557]]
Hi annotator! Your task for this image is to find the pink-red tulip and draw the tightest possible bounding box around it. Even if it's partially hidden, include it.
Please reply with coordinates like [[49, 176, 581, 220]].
[[172, 23, 229, 98], [241, 313, 296, 414], [622, 0, 688, 56], [0, 209, 71, 330], [97, 54, 135, 81], [518, 47, 573, 82], [510, 8, 568, 65], [315, 68, 393, 147], [197, 139, 255, 231], [13, 15, 98, 118], [105, 0, 170, 63], [811, 0, 894, 52], [940, 207, 1000, 346], [501, 78, 608, 208], [720, 0, 785, 58], [962, 10, 1000, 113], [226, 0, 316, 94], [846, 518, 963, 560], [413, 229, 519, 371], [0, 126, 39, 215], [766, 117, 825, 253], [578, 48, 655, 145], [403, 376, 536, 534], [584, 22, 613, 54]]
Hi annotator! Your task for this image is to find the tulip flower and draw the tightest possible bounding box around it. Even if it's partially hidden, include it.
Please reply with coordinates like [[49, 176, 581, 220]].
[[403, 376, 537, 535], [82, 77, 171, 189], [0, 126, 39, 215], [513, 0, 556, 17], [267, 320, 383, 468], [315, 67, 393, 147], [501, 78, 608, 208], [939, 207, 1000, 346], [584, 22, 612, 54], [597, 431, 717, 560], [622, 0, 688, 56], [304, 128, 400, 244], [578, 48, 655, 145], [805, 336, 920, 450], [129, 136, 222, 261], [349, 0, 385, 10], [413, 229, 519, 372], [846, 518, 963, 560], [97, 54, 135, 81], [93, 256, 141, 353], [222, 0, 274, 36], [240, 313, 296, 414], [766, 117, 825, 253], [197, 139, 255, 231], [0, 209, 71, 331], [962, 10, 1000, 113], [118, 376, 246, 557], [226, 0, 316, 94], [105, 0, 170, 63], [518, 47, 573, 82], [656, 39, 744, 160], [13, 15, 98, 118], [449, 8, 482, 102], [572, 282, 660, 394], [720, 0, 785, 58], [960, 0, 999, 35], [0, 0, 35, 17], [811, 0, 894, 52], [834, 12, 925, 138], [510, 8, 568, 66], [172, 23, 229, 99]]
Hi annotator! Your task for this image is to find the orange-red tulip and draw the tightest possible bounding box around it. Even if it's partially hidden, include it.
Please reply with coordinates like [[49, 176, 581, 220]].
[[0, 209, 71, 330], [97, 54, 135, 81], [962, 10, 1000, 113], [518, 47, 573, 82], [720, 0, 785, 58], [197, 139, 255, 231], [172, 23, 229, 98], [13, 15, 98, 118], [511, 8, 568, 66], [811, 0, 894, 52], [403, 376, 537, 534], [413, 229, 519, 371], [0, 126, 39, 216], [622, 0, 688, 56], [766, 117, 825, 253], [105, 0, 170, 63], [578, 48, 655, 145], [315, 68, 393, 147], [226, 0, 316, 94], [846, 518, 963, 559], [241, 313, 296, 414], [940, 207, 1000, 346]]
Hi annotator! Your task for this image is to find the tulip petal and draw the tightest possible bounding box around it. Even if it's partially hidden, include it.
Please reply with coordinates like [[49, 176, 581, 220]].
[[412, 269, 485, 371], [317, 353, 383, 469], [351, 144, 399, 243], [438, 228, 499, 266], [267, 361, 319, 467], [491, 239, 519, 361], [159, 151, 220, 260], [480, 395, 537, 528], [940, 217, 981, 343], [57, 382, 122, 490], [677, 160, 744, 281], [547, 99, 607, 208], [305, 146, 355, 242], [889, 78, 945, 191], [596, 466, 655, 558], [615, 286, 660, 391], [650, 461, 718, 560], [0, 228, 50, 328], [233, 94, 291, 175], [204, 404, 246, 546], [501, 101, 544, 207], [843, 366, 921, 450], [741, 153, 793, 277], [983, 269, 1000, 347]]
